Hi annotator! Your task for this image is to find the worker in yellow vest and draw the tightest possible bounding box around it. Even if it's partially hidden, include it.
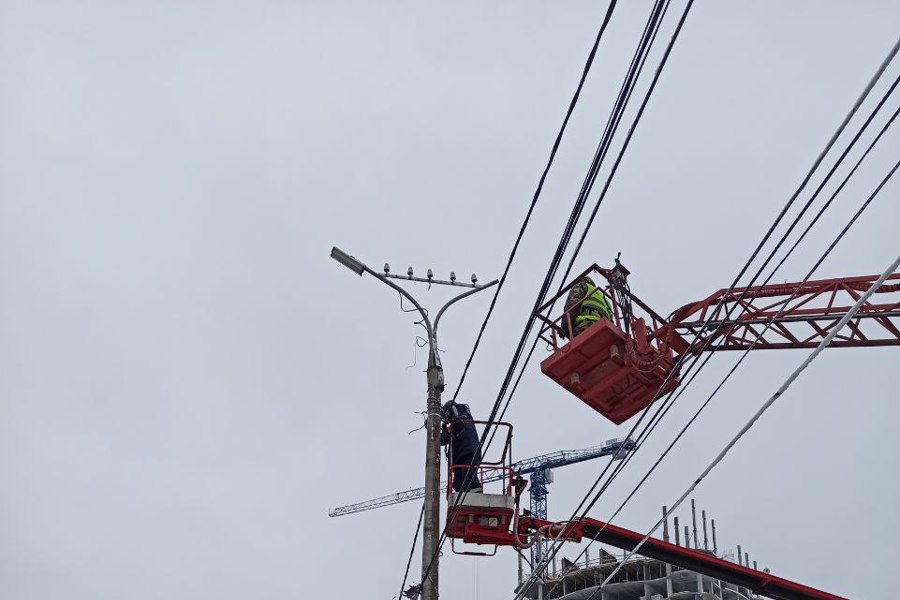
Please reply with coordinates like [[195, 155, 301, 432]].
[[562, 276, 613, 339]]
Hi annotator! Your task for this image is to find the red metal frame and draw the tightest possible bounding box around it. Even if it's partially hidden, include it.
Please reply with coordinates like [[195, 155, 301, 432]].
[[535, 264, 680, 424], [441, 421, 846, 600], [445, 421, 514, 495], [444, 499, 847, 599], [536, 267, 900, 423], [536, 263, 672, 348], [662, 273, 900, 352], [513, 516, 847, 600], [445, 421, 520, 555]]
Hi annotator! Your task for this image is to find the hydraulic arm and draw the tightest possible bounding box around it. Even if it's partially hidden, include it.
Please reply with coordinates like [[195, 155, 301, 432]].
[[537, 264, 900, 424]]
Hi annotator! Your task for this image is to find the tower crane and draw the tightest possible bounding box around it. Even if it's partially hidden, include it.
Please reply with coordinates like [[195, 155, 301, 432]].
[[329, 437, 635, 573]]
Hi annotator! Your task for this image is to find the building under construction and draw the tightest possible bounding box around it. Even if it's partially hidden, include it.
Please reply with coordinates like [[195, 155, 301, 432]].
[[522, 500, 764, 600]]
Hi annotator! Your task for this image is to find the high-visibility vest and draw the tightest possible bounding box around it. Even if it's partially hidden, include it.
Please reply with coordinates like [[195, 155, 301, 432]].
[[576, 283, 612, 327]]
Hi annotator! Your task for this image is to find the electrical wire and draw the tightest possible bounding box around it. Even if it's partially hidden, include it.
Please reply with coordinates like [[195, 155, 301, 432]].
[[495, 0, 692, 437], [446, 0, 666, 512], [523, 96, 900, 600], [589, 252, 900, 595], [396, 503, 426, 600], [516, 34, 900, 597], [581, 71, 900, 528], [448, 0, 621, 406], [585, 92, 900, 537], [452, 0, 671, 527], [478, 0, 673, 482], [395, 0, 622, 594], [544, 145, 900, 600], [421, 0, 679, 588], [481, 0, 677, 460]]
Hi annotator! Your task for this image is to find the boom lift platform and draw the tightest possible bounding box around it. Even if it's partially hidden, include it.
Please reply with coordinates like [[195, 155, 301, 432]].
[[446, 422, 846, 600], [536, 261, 900, 424]]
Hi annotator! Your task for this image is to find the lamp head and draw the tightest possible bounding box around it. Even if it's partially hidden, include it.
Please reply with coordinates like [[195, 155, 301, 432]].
[[330, 247, 364, 275]]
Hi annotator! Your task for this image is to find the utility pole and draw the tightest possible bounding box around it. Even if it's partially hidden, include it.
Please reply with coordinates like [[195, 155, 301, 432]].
[[330, 247, 497, 600]]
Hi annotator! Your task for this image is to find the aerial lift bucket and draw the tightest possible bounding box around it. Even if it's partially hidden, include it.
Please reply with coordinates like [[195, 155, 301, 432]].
[[536, 264, 682, 424], [445, 421, 527, 554]]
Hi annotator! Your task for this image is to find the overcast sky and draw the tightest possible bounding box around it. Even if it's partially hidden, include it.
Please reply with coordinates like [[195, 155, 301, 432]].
[[1, 1, 899, 599]]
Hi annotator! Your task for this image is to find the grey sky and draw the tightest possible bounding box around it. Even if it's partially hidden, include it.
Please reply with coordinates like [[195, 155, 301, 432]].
[[1, 1, 898, 599]]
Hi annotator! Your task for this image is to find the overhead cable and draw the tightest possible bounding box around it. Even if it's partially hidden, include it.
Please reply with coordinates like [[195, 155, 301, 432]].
[[448, 0, 621, 405], [400, 0, 621, 592], [556, 148, 900, 600], [423, 0, 679, 586], [518, 33, 900, 596], [590, 252, 900, 593]]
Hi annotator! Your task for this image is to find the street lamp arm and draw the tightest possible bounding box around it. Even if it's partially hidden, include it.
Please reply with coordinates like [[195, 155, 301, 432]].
[[433, 279, 499, 338], [330, 246, 434, 337], [365, 267, 435, 339]]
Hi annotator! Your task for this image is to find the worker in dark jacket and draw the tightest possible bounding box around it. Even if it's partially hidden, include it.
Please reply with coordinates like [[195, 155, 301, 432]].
[[440, 401, 482, 493], [562, 276, 613, 339]]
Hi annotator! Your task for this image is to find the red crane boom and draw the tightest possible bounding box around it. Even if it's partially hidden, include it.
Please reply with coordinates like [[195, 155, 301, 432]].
[[664, 273, 900, 353], [445, 422, 846, 600], [520, 516, 845, 600]]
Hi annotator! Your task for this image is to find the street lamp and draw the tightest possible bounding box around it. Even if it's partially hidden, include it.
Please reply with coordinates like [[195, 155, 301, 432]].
[[330, 246, 497, 600], [330, 246, 365, 275]]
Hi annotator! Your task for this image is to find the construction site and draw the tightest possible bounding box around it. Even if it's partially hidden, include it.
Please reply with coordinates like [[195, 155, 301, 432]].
[[524, 500, 763, 600], [540, 553, 756, 600]]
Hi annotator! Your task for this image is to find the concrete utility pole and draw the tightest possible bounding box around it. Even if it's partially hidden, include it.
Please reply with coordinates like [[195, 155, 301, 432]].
[[330, 247, 497, 600]]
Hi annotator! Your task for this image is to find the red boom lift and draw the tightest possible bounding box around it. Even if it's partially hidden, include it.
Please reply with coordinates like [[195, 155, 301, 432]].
[[443, 263, 899, 600], [536, 262, 900, 424], [446, 421, 846, 600]]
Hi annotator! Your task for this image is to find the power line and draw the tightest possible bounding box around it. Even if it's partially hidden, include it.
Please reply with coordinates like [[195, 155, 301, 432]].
[[421, 0, 681, 586], [590, 252, 900, 594], [496, 0, 693, 432], [455, 0, 672, 511], [524, 81, 900, 600], [396, 503, 425, 600], [587, 69, 900, 521], [594, 90, 900, 531], [517, 35, 900, 596], [552, 147, 900, 600], [450, 0, 666, 515], [484, 0, 679, 455], [448, 0, 621, 405], [396, 0, 623, 592]]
